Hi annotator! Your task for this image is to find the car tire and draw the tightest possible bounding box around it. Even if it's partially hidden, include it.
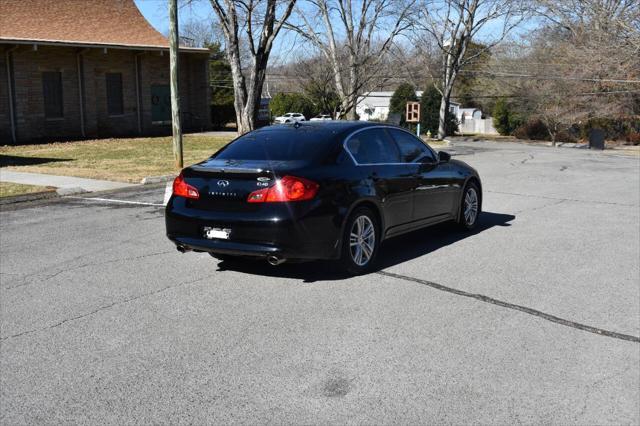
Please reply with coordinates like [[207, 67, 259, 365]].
[[339, 207, 380, 275], [457, 181, 481, 230]]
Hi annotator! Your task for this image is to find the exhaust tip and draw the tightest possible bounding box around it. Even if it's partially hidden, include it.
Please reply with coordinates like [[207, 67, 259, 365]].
[[267, 255, 286, 266], [176, 245, 190, 253]]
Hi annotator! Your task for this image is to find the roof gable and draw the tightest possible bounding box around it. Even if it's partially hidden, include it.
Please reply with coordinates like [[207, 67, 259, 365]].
[[0, 0, 171, 49]]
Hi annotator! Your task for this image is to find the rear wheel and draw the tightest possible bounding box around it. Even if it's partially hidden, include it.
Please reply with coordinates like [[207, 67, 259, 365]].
[[457, 182, 480, 230], [340, 207, 379, 275]]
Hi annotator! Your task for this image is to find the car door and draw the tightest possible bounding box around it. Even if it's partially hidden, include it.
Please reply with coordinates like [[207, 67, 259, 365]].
[[387, 129, 457, 222], [345, 128, 418, 231]]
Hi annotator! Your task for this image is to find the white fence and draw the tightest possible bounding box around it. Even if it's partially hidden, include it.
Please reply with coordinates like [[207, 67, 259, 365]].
[[458, 117, 499, 135]]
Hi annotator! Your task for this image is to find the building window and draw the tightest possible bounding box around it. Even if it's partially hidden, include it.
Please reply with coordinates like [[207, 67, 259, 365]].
[[42, 71, 63, 118], [106, 73, 124, 116]]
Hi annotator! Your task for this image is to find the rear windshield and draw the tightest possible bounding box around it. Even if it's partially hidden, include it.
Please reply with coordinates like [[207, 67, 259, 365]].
[[213, 128, 336, 162]]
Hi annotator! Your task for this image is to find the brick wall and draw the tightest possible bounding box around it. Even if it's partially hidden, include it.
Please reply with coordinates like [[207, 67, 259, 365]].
[[0, 44, 210, 143], [9, 46, 84, 141], [139, 51, 211, 134]]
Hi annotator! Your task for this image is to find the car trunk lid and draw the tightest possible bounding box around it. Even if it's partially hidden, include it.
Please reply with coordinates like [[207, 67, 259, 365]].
[[181, 158, 304, 211]]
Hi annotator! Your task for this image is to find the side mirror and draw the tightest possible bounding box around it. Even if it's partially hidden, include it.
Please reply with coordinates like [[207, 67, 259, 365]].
[[438, 151, 451, 163]]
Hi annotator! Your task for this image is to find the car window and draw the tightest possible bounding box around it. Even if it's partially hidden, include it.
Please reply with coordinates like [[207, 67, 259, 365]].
[[214, 128, 336, 162], [388, 129, 435, 163], [346, 128, 401, 164]]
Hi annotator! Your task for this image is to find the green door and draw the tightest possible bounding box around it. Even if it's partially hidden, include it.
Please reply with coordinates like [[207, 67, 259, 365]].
[[151, 85, 171, 124]]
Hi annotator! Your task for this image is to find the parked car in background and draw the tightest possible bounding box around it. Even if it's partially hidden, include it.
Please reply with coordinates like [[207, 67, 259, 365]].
[[310, 114, 333, 121], [274, 112, 306, 124], [166, 122, 482, 275]]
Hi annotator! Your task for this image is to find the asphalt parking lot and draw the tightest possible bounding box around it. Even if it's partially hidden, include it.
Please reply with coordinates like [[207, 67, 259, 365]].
[[1, 140, 639, 424]]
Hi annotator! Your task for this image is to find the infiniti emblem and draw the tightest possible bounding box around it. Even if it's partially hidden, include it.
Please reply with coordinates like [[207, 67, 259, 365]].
[[217, 180, 230, 187]]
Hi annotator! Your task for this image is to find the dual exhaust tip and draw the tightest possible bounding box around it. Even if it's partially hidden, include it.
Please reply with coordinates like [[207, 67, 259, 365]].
[[176, 245, 286, 266]]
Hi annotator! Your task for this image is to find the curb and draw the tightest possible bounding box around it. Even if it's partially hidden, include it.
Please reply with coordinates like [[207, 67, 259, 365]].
[[0, 190, 59, 206], [141, 174, 176, 185], [56, 187, 89, 196], [0, 181, 167, 208]]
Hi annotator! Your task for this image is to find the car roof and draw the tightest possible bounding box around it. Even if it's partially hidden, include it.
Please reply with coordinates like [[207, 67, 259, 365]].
[[254, 121, 396, 140]]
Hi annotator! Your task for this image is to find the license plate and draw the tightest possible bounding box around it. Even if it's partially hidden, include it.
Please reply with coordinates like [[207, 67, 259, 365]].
[[203, 227, 231, 240]]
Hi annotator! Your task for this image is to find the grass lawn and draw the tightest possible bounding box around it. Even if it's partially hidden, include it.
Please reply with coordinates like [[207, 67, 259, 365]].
[[0, 182, 54, 198], [0, 134, 234, 183]]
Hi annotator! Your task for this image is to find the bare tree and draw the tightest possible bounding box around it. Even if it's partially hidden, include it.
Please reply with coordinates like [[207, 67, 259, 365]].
[[181, 19, 220, 47], [414, 0, 528, 138], [287, 0, 414, 119], [209, 0, 296, 133]]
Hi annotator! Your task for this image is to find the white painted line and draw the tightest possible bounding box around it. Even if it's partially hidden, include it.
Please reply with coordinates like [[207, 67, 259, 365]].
[[66, 196, 164, 207], [163, 182, 173, 206]]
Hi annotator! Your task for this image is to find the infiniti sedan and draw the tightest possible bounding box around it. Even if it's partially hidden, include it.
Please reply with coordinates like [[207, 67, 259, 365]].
[[166, 122, 482, 274]]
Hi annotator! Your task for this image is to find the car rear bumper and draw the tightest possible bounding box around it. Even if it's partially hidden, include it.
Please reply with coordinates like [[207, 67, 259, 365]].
[[165, 197, 341, 260]]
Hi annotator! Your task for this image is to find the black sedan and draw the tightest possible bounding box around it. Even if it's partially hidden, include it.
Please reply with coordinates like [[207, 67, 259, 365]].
[[166, 121, 482, 274]]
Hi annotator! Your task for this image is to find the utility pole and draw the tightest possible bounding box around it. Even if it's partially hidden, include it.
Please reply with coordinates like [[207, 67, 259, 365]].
[[168, 0, 183, 169]]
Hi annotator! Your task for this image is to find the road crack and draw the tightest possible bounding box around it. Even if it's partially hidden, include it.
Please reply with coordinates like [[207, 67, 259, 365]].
[[1, 274, 215, 342], [4, 250, 174, 290], [377, 270, 640, 343], [486, 190, 638, 207]]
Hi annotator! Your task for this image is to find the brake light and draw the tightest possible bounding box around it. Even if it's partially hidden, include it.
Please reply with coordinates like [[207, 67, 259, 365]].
[[172, 173, 199, 199], [247, 176, 318, 203]]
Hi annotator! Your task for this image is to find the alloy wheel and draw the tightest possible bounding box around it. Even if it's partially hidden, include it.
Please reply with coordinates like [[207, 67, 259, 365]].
[[464, 187, 479, 226], [349, 215, 376, 266]]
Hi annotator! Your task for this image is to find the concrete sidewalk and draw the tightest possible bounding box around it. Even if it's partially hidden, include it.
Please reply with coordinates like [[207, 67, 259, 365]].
[[0, 170, 136, 193]]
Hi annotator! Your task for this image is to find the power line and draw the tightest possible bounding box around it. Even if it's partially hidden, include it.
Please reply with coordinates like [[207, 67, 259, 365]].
[[457, 71, 640, 84]]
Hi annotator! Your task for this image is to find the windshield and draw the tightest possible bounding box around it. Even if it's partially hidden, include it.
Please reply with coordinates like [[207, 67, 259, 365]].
[[213, 128, 337, 162]]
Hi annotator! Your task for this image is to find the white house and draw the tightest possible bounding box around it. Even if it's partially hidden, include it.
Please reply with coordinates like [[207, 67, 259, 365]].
[[356, 91, 423, 121], [457, 107, 482, 121], [355, 91, 497, 134]]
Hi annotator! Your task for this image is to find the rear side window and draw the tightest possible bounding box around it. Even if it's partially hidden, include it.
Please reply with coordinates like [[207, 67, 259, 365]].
[[346, 128, 400, 164], [214, 128, 336, 162], [388, 129, 435, 163]]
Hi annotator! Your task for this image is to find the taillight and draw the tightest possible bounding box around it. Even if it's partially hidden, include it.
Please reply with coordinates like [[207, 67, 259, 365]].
[[172, 173, 199, 199], [247, 176, 318, 203]]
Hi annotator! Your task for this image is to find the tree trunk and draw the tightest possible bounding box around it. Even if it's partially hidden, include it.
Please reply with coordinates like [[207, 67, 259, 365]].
[[437, 82, 454, 139], [437, 95, 448, 139], [438, 53, 457, 139], [345, 95, 357, 120]]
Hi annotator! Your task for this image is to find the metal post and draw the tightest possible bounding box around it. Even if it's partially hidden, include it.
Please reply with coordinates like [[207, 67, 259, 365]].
[[5, 46, 18, 144], [168, 0, 183, 169], [76, 50, 86, 138], [416, 123, 420, 137]]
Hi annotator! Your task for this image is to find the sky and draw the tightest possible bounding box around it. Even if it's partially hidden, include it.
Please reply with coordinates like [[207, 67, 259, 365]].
[[134, 0, 306, 64], [134, 0, 538, 64], [135, 0, 211, 35]]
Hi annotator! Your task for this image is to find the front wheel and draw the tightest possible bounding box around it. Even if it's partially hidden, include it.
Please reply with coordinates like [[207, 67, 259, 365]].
[[339, 207, 379, 275], [457, 182, 481, 230]]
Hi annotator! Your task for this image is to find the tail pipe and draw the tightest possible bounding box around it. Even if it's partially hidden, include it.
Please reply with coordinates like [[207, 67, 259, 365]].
[[176, 245, 191, 253], [267, 255, 286, 266]]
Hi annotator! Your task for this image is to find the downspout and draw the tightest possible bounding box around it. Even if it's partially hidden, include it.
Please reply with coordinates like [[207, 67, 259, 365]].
[[76, 48, 89, 138], [135, 52, 144, 134], [5, 46, 18, 144]]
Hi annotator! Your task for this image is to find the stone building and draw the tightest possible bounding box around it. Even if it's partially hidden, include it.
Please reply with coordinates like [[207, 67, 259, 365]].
[[0, 0, 211, 144]]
